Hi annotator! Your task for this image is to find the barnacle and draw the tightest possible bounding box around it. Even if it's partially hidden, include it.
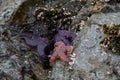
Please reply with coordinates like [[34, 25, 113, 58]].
[[100, 22, 120, 54], [34, 7, 81, 32]]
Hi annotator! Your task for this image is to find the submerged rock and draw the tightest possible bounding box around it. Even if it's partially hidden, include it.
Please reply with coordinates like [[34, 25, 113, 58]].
[[51, 12, 120, 80], [1, 0, 120, 80]]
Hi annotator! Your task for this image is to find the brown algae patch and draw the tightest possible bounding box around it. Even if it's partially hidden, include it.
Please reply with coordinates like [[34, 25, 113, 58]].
[[100, 22, 120, 54]]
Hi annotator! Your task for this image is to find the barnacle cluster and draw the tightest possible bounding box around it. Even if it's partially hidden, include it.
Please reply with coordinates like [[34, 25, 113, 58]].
[[100, 22, 120, 54], [34, 7, 74, 30]]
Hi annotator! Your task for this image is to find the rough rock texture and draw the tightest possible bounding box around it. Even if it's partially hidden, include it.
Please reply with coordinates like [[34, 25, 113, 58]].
[[50, 1, 120, 80], [51, 12, 120, 80], [0, 0, 26, 25], [0, 0, 26, 80], [0, 0, 50, 80], [1, 0, 120, 80]]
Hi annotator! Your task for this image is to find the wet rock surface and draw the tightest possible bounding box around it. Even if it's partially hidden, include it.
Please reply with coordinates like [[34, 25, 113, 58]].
[[50, 0, 120, 80], [1, 0, 120, 80], [0, 0, 50, 80]]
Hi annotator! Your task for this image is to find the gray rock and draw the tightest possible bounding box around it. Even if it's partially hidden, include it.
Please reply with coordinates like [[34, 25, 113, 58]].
[[90, 12, 120, 25], [1, 0, 120, 80], [51, 12, 120, 80], [0, 0, 54, 79], [0, 0, 26, 25]]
